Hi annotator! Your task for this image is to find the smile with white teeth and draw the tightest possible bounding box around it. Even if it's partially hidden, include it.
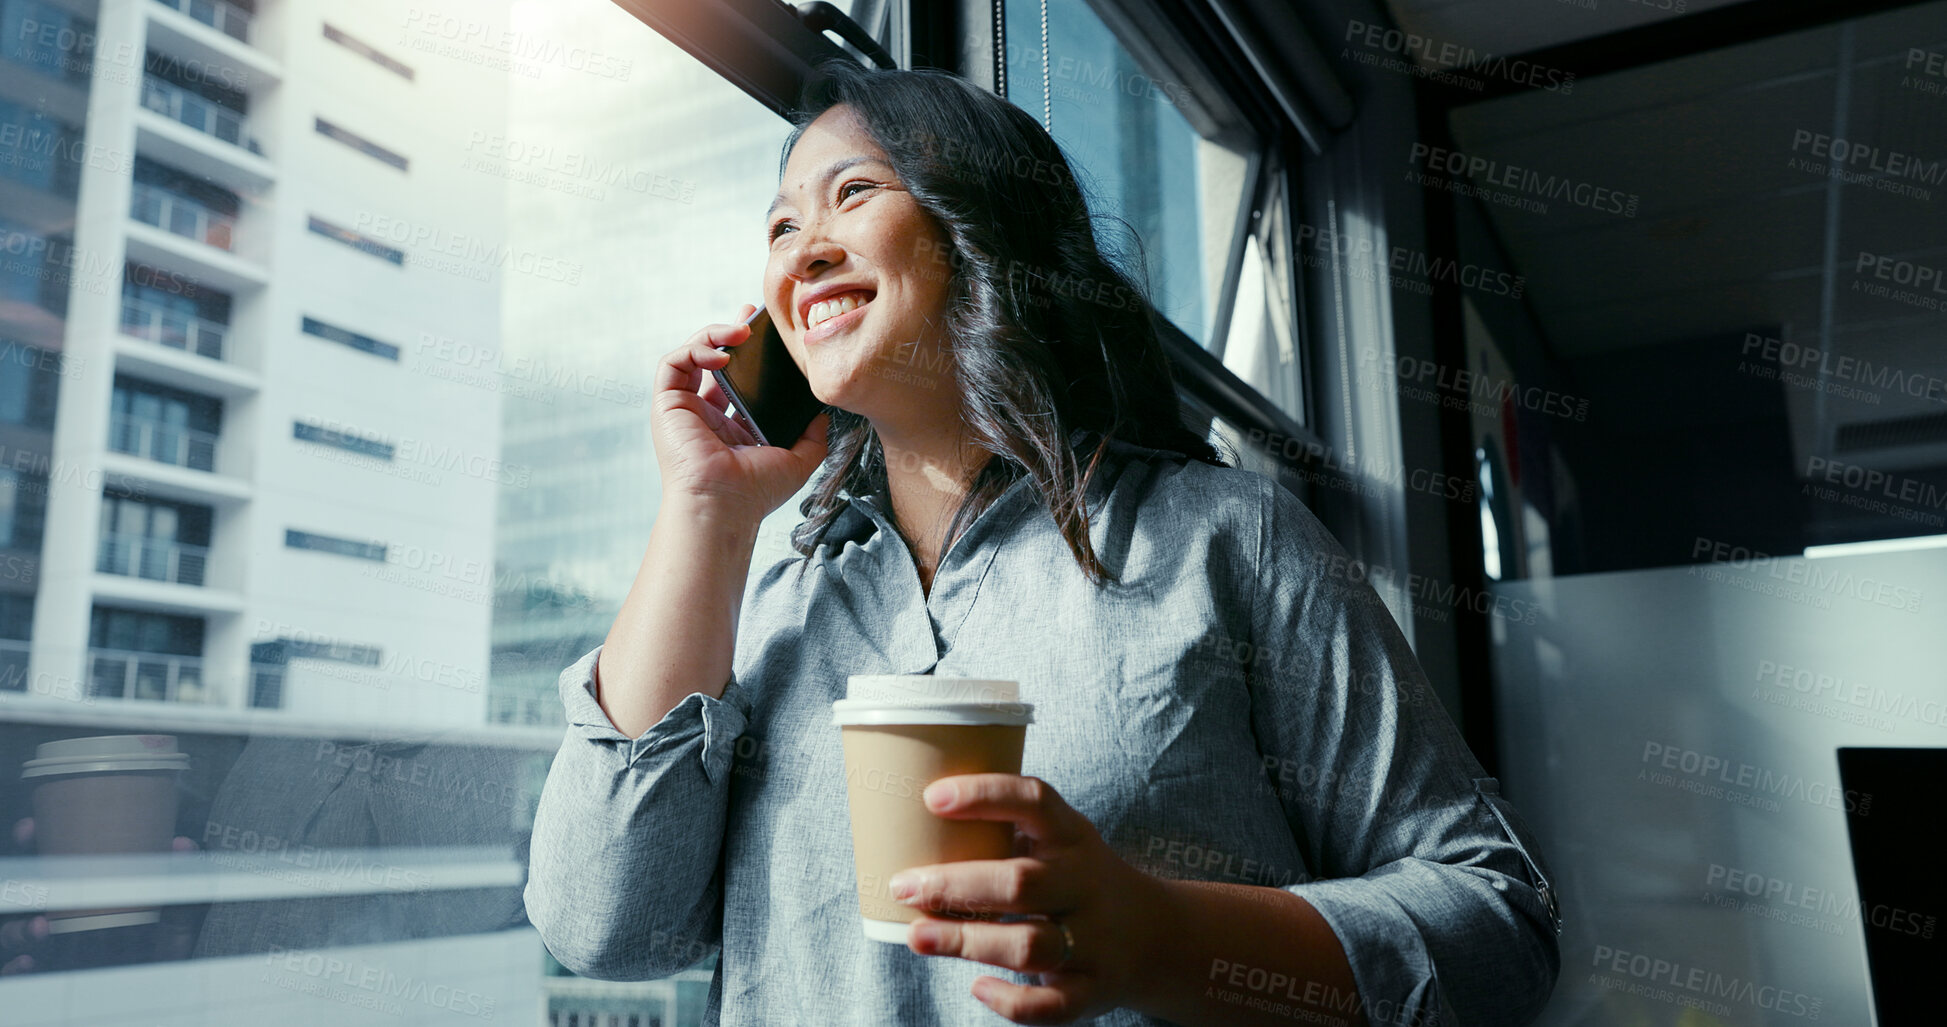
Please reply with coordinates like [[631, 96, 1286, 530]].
[[807, 292, 871, 329]]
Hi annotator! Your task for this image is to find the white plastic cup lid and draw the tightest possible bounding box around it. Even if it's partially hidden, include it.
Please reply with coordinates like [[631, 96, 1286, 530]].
[[833, 676, 1032, 727], [22, 734, 190, 779], [846, 675, 1019, 705]]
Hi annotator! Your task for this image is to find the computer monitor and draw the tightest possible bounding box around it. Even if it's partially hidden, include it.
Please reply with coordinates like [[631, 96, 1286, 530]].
[[1836, 747, 1947, 1026]]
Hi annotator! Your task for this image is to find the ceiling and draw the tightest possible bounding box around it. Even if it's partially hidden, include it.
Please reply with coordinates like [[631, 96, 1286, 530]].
[[1449, 8, 1947, 353], [1381, 0, 1747, 60], [1411, 3, 1947, 463]]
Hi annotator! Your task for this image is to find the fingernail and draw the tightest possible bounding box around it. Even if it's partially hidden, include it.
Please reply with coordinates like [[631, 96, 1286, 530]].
[[924, 781, 956, 810], [889, 872, 917, 901]]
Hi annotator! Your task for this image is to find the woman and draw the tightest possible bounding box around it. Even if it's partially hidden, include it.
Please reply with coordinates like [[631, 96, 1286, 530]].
[[525, 60, 1561, 1026]]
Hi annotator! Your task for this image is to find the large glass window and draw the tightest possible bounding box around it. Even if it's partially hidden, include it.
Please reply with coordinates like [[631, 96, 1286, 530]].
[[0, 0, 800, 1023], [87, 604, 208, 702], [0, 340, 60, 427], [0, 98, 82, 197], [0, 0, 93, 86], [0, 219, 70, 321], [97, 491, 212, 585], [0, 466, 47, 550], [1003, 0, 1253, 350], [1, 0, 1297, 1022], [111, 376, 222, 471], [1446, 7, 1947, 1024], [120, 263, 232, 359], [131, 155, 241, 250], [0, 593, 31, 687], [1218, 169, 1303, 424], [484, 9, 794, 733]]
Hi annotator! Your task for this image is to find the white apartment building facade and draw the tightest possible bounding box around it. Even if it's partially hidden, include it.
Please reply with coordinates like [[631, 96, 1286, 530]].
[[3, 1, 760, 1022], [1, 0, 562, 1024], [15, 0, 507, 728]]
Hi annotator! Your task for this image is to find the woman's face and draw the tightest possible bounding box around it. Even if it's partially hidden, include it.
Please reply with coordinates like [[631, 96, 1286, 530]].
[[764, 105, 956, 428]]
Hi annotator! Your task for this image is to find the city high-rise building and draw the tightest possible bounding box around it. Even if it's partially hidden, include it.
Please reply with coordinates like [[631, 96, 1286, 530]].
[[3, 0, 552, 1023], [4, 1, 768, 1023], [8, 0, 507, 727]]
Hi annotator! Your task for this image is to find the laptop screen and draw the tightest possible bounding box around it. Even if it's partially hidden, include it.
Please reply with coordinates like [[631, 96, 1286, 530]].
[[1836, 747, 1946, 1026]]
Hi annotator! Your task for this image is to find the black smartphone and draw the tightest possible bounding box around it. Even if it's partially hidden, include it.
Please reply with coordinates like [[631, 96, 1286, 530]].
[[709, 303, 824, 447]]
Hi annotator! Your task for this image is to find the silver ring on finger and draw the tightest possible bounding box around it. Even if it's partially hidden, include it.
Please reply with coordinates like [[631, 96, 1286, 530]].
[[1051, 918, 1076, 969]]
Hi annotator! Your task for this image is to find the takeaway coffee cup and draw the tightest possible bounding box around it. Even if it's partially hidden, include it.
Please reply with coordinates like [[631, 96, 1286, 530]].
[[833, 675, 1033, 944], [22, 734, 190, 933]]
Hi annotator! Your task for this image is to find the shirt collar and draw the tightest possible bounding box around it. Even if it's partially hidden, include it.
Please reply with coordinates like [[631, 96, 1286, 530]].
[[835, 472, 1037, 547], [1076, 427, 1188, 466], [829, 427, 1179, 543]]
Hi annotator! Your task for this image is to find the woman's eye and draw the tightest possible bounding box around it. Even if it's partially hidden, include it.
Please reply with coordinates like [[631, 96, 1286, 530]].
[[840, 181, 875, 201], [768, 219, 795, 241]]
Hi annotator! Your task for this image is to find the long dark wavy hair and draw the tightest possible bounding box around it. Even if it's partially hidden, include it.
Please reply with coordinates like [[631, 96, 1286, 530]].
[[783, 60, 1224, 585]]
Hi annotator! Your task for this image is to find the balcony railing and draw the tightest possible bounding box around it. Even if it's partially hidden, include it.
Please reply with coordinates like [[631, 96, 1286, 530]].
[[140, 76, 262, 155], [130, 182, 236, 251], [110, 413, 218, 472], [97, 533, 209, 586], [152, 0, 251, 42], [88, 648, 207, 703], [120, 296, 227, 360]]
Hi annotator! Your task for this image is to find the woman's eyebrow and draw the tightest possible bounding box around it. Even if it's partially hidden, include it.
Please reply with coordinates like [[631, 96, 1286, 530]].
[[766, 155, 888, 220]]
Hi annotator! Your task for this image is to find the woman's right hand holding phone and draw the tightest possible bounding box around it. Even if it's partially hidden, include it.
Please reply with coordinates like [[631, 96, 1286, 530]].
[[600, 305, 829, 734], [652, 303, 830, 523]]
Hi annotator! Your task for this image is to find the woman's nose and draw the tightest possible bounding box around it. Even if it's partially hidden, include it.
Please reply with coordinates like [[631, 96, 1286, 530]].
[[784, 228, 846, 279]]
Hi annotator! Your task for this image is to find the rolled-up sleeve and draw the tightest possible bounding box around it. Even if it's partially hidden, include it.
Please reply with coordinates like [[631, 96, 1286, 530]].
[[524, 645, 752, 981], [1247, 480, 1561, 1026]]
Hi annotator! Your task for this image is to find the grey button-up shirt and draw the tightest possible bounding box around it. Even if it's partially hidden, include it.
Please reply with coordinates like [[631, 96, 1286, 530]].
[[525, 435, 1562, 1025]]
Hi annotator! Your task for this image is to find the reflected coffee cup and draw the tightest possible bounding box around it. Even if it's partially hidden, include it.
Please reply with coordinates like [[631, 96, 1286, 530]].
[[22, 734, 190, 933], [832, 675, 1032, 944]]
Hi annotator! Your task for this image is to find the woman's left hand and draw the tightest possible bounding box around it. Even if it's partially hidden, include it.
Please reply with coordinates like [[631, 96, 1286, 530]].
[[888, 774, 1168, 1024]]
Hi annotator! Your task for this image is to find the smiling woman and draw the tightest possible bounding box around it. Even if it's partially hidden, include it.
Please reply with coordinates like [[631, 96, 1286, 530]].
[[762, 61, 1225, 590], [524, 59, 1561, 1027]]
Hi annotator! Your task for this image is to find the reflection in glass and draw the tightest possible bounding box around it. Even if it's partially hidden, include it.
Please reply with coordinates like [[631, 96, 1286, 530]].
[[1451, 9, 1947, 1025], [1002, 0, 1251, 348]]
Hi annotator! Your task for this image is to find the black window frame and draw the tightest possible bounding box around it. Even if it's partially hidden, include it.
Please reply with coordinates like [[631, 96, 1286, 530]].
[[88, 604, 205, 657], [111, 374, 223, 435], [300, 315, 401, 360], [307, 214, 406, 266], [292, 418, 395, 461], [314, 116, 409, 171], [284, 528, 388, 562], [98, 489, 213, 548], [322, 22, 416, 81]]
